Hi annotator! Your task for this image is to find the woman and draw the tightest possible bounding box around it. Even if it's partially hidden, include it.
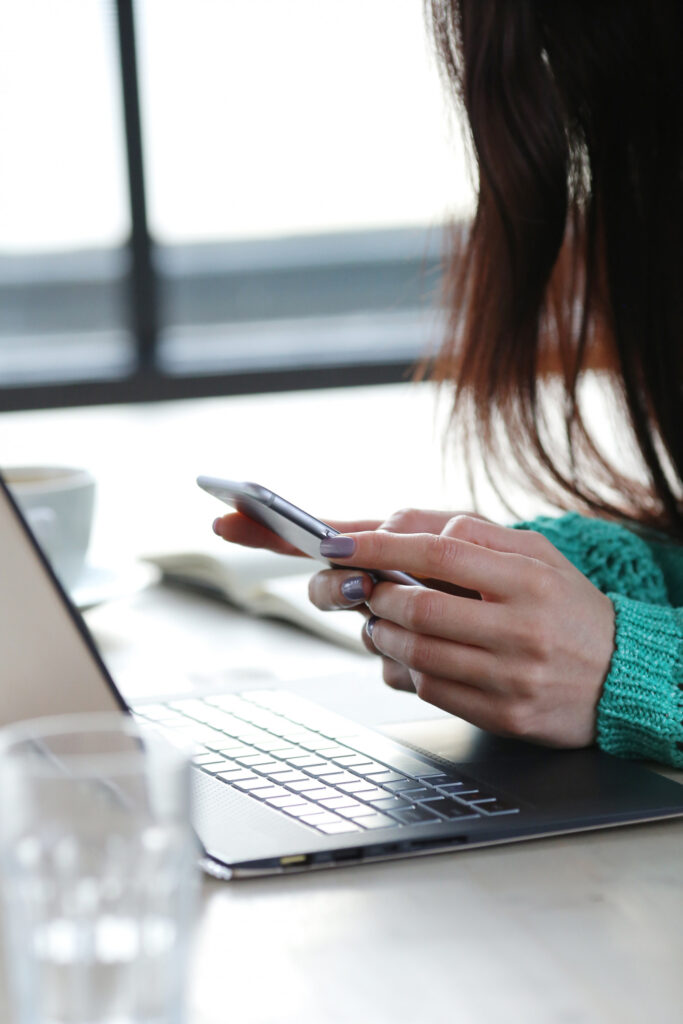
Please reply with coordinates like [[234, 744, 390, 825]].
[[214, 1, 682, 768]]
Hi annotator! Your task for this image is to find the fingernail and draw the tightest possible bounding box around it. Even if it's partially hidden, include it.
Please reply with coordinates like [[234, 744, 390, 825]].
[[212, 518, 222, 536], [366, 615, 379, 639], [320, 536, 356, 558], [341, 576, 366, 603]]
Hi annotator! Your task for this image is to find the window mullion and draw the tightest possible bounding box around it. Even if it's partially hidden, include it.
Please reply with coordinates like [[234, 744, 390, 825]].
[[115, 0, 158, 375]]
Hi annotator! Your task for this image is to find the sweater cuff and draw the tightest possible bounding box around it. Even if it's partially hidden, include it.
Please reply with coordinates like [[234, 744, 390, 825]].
[[597, 594, 683, 768]]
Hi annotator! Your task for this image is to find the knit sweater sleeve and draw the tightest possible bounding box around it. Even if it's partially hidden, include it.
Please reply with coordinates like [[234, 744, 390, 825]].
[[513, 513, 683, 768]]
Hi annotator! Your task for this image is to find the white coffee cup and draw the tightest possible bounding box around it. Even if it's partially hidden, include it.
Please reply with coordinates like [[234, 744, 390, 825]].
[[4, 466, 96, 590]]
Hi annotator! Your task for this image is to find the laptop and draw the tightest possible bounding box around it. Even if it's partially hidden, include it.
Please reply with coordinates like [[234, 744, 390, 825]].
[[1, 472, 682, 878]]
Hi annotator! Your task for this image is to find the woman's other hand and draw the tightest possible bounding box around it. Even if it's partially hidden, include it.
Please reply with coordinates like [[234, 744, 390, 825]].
[[307, 509, 488, 693], [317, 515, 615, 748], [212, 512, 384, 557]]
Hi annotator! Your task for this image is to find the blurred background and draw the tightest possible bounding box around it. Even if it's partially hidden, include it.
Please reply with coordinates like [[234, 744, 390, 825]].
[[0, 0, 474, 411]]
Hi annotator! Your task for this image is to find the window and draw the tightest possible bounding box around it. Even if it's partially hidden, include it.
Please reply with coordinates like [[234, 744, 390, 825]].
[[0, 1, 474, 410], [0, 1, 132, 395]]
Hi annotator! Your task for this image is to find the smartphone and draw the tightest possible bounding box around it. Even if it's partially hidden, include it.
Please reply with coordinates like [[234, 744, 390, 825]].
[[196, 476, 423, 587]]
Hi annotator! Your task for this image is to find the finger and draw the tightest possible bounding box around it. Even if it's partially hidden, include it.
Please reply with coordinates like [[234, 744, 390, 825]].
[[368, 582, 500, 648], [379, 509, 471, 535], [441, 515, 568, 569], [369, 618, 503, 693], [408, 671, 509, 734], [326, 519, 384, 534], [381, 657, 416, 693], [320, 531, 521, 599], [216, 515, 387, 551], [213, 514, 383, 558], [308, 569, 374, 611], [213, 512, 304, 555]]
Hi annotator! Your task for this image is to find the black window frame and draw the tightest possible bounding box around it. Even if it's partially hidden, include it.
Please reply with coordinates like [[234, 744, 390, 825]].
[[0, 0, 444, 413]]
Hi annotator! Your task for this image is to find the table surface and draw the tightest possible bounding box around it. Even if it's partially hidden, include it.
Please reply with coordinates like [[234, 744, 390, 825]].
[[1, 383, 681, 1024]]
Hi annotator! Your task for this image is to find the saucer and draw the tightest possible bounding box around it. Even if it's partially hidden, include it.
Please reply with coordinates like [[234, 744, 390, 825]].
[[70, 561, 159, 612]]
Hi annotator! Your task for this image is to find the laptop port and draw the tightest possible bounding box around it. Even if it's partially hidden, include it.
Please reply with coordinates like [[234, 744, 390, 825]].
[[332, 847, 364, 863], [279, 854, 311, 868]]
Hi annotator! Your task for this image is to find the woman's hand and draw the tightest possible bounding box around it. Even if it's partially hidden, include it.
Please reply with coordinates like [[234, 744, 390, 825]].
[[304, 508, 487, 690], [213, 507, 481, 694], [316, 515, 616, 748], [212, 511, 384, 556]]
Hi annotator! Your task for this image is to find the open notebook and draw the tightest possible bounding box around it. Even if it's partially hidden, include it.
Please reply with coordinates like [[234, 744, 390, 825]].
[[143, 545, 370, 654]]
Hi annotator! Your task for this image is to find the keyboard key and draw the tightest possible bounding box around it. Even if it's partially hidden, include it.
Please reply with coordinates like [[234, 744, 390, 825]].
[[238, 728, 283, 750], [270, 745, 307, 759], [233, 777, 274, 792], [471, 798, 520, 814], [266, 794, 304, 808], [216, 744, 256, 758], [312, 746, 352, 758], [276, 725, 314, 742], [390, 806, 442, 826], [283, 801, 320, 818], [415, 773, 453, 785], [338, 780, 377, 794], [284, 730, 324, 749], [287, 755, 328, 768], [252, 760, 287, 775], [215, 768, 259, 783], [438, 782, 470, 794], [362, 770, 405, 784], [367, 796, 413, 812], [209, 715, 254, 737], [353, 813, 395, 830], [301, 762, 341, 777], [396, 787, 437, 802], [346, 760, 387, 775], [199, 760, 240, 775], [268, 770, 309, 784], [249, 785, 290, 801], [319, 796, 359, 810], [314, 771, 358, 785], [252, 734, 294, 753], [334, 802, 365, 818], [286, 781, 334, 796], [344, 804, 381, 818], [192, 752, 229, 765], [343, 785, 385, 800], [331, 753, 375, 767], [419, 797, 480, 819], [235, 753, 277, 766], [298, 812, 344, 827], [300, 786, 339, 801], [452, 790, 489, 803], [316, 822, 362, 835], [383, 779, 421, 793]]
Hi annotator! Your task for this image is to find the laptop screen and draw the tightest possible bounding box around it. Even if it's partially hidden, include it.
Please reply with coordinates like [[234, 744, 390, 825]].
[[0, 475, 126, 727]]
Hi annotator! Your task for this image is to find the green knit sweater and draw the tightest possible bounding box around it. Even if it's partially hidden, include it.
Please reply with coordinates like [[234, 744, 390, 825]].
[[515, 514, 683, 769]]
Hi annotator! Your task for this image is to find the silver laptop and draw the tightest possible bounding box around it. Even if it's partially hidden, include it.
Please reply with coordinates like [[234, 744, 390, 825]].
[[1, 472, 682, 878]]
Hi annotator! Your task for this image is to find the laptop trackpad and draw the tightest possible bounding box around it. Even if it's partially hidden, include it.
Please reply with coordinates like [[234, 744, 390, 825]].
[[382, 716, 526, 764]]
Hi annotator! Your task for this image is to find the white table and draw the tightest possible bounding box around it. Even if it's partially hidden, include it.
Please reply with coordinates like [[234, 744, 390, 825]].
[[1, 384, 681, 1024]]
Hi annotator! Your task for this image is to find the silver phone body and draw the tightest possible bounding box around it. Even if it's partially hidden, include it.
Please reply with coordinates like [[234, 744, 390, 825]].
[[196, 477, 423, 587]]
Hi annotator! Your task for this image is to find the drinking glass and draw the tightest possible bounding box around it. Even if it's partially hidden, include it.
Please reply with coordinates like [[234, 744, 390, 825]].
[[0, 713, 199, 1024]]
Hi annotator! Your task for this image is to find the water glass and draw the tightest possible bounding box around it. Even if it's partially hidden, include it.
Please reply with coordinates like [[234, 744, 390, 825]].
[[0, 713, 199, 1024]]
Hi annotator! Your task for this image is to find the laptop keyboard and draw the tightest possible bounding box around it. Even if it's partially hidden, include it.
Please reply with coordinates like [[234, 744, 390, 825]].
[[134, 691, 520, 836]]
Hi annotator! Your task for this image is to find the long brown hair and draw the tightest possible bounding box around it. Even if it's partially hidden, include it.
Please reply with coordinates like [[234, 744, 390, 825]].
[[426, 0, 683, 538]]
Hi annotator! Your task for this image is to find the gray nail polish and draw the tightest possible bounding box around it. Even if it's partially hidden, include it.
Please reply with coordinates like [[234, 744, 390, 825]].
[[341, 576, 366, 603], [320, 536, 356, 558], [366, 615, 379, 638]]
